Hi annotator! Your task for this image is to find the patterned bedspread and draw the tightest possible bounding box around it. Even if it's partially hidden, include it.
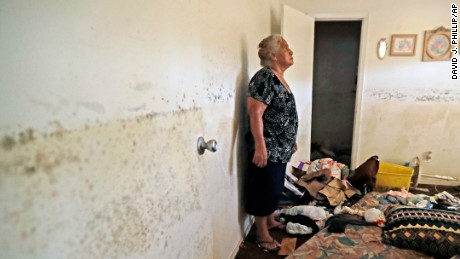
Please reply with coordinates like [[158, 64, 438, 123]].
[[286, 192, 433, 259]]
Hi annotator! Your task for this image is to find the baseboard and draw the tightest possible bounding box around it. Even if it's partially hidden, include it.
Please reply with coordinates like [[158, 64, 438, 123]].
[[228, 216, 254, 259]]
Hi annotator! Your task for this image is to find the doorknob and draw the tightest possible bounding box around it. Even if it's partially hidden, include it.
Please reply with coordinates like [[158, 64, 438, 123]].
[[197, 137, 218, 155]]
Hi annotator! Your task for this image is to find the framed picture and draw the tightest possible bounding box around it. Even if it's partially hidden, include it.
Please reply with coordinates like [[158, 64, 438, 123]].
[[390, 34, 417, 56], [422, 26, 452, 61]]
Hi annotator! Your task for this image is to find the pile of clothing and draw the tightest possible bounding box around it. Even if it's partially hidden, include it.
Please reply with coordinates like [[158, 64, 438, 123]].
[[278, 157, 385, 235]]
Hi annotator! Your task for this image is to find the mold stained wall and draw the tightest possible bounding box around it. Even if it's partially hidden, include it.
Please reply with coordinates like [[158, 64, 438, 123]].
[[0, 1, 279, 258], [282, 0, 460, 177]]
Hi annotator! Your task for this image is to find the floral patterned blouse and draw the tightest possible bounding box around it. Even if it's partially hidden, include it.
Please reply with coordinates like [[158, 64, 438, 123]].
[[247, 67, 298, 163]]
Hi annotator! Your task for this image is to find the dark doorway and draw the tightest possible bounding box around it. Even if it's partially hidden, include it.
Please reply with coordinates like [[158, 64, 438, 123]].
[[310, 21, 362, 166]]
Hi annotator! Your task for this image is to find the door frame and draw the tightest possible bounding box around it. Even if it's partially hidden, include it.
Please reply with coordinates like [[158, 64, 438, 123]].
[[309, 12, 369, 169]]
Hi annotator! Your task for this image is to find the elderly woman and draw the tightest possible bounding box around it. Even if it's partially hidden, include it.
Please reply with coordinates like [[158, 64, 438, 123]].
[[245, 34, 298, 252]]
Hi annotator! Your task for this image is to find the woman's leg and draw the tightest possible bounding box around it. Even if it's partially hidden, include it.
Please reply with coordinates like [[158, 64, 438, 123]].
[[255, 215, 278, 250], [246, 160, 286, 249], [267, 211, 283, 228], [266, 212, 283, 245]]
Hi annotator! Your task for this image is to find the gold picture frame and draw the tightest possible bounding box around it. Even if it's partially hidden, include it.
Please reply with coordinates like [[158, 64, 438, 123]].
[[390, 34, 417, 56], [422, 26, 452, 61]]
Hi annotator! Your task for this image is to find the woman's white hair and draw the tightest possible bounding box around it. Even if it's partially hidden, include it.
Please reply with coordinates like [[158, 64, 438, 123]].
[[258, 34, 284, 67]]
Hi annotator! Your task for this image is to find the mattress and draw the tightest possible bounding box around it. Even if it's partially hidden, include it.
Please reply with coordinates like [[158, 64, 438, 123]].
[[285, 192, 433, 258]]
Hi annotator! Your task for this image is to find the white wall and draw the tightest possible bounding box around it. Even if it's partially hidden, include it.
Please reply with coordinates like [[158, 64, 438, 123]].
[[0, 1, 279, 258], [282, 0, 460, 177]]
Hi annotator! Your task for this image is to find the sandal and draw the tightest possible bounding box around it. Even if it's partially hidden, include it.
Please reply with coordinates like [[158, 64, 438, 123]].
[[255, 239, 280, 252]]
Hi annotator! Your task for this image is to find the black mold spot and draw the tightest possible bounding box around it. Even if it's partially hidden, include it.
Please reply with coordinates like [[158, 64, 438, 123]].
[[1, 136, 16, 150], [24, 166, 36, 174]]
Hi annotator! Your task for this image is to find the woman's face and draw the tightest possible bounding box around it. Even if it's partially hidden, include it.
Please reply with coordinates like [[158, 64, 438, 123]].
[[274, 39, 294, 68]]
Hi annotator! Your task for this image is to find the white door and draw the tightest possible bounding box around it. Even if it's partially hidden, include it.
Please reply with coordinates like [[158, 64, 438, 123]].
[[281, 5, 315, 163]]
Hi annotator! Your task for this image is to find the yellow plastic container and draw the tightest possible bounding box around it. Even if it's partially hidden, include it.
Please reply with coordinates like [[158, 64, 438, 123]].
[[376, 162, 414, 190]]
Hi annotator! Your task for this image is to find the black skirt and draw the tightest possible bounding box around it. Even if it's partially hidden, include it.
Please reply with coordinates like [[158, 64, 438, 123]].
[[244, 159, 286, 216]]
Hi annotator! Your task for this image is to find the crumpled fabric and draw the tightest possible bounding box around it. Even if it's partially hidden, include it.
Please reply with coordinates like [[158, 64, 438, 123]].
[[279, 214, 320, 234], [286, 222, 313, 235], [306, 158, 345, 179], [384, 187, 413, 198], [435, 191, 460, 207], [281, 205, 332, 221], [364, 208, 385, 226], [378, 193, 434, 207]]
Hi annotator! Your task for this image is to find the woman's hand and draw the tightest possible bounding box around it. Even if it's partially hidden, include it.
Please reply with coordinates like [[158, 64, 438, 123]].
[[253, 146, 268, 168]]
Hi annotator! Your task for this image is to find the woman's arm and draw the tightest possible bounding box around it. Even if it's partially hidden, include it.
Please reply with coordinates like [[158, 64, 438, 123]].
[[247, 97, 268, 168]]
